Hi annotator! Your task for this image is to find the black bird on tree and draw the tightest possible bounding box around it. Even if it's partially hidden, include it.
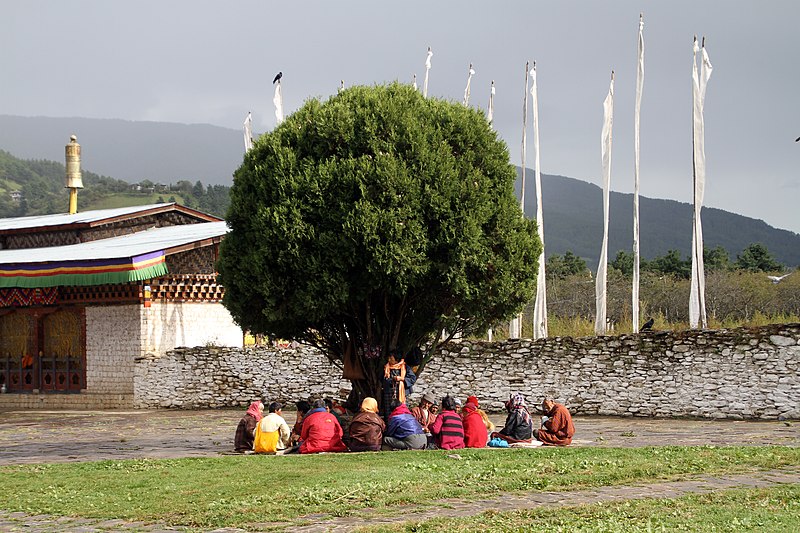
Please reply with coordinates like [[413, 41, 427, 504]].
[[273, 72, 283, 84], [640, 317, 655, 332]]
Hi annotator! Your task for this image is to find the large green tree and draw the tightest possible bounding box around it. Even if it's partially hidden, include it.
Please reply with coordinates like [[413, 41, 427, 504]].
[[217, 83, 541, 402]]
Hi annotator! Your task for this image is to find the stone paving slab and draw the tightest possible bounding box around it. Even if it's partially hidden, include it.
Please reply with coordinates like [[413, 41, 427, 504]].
[[291, 467, 800, 532], [0, 409, 798, 465]]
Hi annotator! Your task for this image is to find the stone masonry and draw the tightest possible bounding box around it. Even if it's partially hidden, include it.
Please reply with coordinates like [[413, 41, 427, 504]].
[[134, 323, 800, 420]]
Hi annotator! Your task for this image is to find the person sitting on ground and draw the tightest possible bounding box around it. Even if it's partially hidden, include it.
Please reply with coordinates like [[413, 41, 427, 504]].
[[254, 401, 292, 453], [468, 395, 495, 437], [347, 397, 385, 452], [491, 393, 533, 443], [430, 395, 465, 450], [291, 400, 311, 445], [324, 398, 345, 426], [535, 397, 575, 446], [461, 396, 488, 448], [299, 399, 347, 454], [234, 400, 264, 452], [411, 392, 438, 434], [383, 399, 427, 450]]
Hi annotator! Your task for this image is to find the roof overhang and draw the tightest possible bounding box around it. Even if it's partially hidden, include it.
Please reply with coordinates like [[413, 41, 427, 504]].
[[0, 222, 228, 288]]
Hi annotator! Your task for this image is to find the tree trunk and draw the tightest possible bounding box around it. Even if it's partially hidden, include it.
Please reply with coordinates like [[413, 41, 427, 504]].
[[344, 355, 384, 412]]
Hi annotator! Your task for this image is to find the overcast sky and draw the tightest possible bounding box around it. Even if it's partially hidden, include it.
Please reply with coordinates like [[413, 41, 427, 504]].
[[2, 1, 799, 233]]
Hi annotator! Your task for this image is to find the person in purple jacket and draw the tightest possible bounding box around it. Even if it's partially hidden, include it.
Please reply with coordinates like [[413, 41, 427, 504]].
[[383, 400, 427, 450]]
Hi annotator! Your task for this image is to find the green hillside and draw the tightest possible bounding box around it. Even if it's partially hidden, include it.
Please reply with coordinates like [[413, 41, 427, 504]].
[[517, 170, 800, 268], [0, 150, 229, 218]]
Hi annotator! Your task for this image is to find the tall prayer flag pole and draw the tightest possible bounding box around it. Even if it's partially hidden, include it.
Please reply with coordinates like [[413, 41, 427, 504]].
[[243, 112, 254, 153], [463, 63, 475, 106], [273, 78, 284, 125], [632, 14, 645, 332], [531, 62, 547, 339], [423, 47, 433, 98], [487, 80, 495, 125], [412, 73, 418, 91], [510, 61, 530, 339], [690, 36, 713, 329], [486, 78, 496, 343], [595, 71, 615, 336]]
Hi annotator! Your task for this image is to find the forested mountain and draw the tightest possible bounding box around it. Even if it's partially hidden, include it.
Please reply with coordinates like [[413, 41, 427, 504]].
[[518, 170, 800, 268], [0, 150, 230, 218], [0, 115, 242, 185]]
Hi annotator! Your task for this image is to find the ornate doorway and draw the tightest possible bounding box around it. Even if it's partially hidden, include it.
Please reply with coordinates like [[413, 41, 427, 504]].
[[0, 308, 85, 393]]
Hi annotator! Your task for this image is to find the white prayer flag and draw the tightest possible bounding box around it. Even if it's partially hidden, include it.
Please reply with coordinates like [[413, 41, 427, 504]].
[[689, 38, 713, 329], [632, 14, 644, 332], [423, 47, 433, 98], [511, 62, 530, 338], [412, 73, 418, 91], [595, 73, 614, 336], [530, 64, 547, 339], [520, 62, 530, 213], [487, 81, 495, 125], [243, 112, 253, 153], [463, 64, 475, 106], [273, 81, 284, 125]]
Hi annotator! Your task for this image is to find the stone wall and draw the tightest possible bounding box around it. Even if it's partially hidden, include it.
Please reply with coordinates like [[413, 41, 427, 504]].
[[133, 323, 800, 420]]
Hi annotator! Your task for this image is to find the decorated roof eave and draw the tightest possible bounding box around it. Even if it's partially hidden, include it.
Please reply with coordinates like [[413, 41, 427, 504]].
[[0, 203, 222, 236], [0, 223, 227, 289]]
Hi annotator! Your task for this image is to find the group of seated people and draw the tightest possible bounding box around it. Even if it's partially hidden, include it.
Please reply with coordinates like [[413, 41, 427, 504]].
[[234, 392, 575, 454]]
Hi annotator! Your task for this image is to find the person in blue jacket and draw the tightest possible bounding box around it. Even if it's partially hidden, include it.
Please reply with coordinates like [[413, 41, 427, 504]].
[[383, 399, 427, 450]]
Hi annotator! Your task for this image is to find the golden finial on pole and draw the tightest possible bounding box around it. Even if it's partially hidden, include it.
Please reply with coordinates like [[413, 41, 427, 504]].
[[65, 134, 84, 214]]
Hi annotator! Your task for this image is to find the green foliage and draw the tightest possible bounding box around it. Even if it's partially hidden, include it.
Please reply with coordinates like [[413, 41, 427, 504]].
[[546, 251, 589, 280], [218, 83, 540, 388], [705, 245, 731, 271], [610, 250, 633, 276], [735, 242, 784, 272], [645, 248, 691, 278]]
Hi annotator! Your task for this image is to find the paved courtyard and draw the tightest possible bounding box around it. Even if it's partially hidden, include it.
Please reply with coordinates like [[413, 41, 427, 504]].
[[0, 408, 798, 465]]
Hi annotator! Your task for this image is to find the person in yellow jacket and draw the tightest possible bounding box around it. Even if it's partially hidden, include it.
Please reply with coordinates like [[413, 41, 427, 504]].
[[254, 402, 292, 453]]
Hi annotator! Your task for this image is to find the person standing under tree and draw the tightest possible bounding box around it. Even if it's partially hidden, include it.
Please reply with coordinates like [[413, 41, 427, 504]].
[[381, 351, 407, 419]]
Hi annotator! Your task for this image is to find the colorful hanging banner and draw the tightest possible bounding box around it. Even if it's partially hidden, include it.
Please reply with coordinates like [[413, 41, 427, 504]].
[[0, 251, 167, 288]]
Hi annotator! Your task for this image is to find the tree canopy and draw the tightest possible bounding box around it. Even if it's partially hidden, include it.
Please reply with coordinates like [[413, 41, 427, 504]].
[[735, 243, 784, 272], [217, 83, 541, 396]]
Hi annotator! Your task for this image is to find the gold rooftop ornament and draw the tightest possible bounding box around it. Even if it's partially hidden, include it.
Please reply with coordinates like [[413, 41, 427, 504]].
[[65, 134, 84, 214]]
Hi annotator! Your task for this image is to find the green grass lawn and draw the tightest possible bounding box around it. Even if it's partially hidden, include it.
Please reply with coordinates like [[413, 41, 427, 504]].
[[361, 484, 800, 532], [0, 446, 798, 529]]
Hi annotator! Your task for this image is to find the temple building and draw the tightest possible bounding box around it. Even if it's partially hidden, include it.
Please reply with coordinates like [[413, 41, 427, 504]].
[[0, 203, 242, 408]]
